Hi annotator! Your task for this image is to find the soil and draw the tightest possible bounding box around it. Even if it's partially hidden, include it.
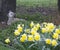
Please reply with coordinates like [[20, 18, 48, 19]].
[[17, 6, 58, 16]]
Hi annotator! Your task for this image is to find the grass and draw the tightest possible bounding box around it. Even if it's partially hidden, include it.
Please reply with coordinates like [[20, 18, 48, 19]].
[[16, 0, 57, 22], [17, 0, 57, 8], [0, 44, 13, 50], [16, 13, 52, 23], [0, 20, 30, 50]]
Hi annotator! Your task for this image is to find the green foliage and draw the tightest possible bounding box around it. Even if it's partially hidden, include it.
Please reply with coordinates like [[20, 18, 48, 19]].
[[16, 13, 52, 23], [17, 0, 57, 8], [0, 21, 60, 50], [0, 44, 13, 50]]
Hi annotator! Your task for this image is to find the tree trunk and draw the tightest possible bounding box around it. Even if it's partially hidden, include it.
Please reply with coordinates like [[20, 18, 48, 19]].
[[58, 0, 60, 13], [0, 0, 16, 22], [54, 0, 60, 25]]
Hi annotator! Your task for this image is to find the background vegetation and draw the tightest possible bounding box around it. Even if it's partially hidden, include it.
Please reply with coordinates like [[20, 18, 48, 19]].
[[17, 0, 57, 7]]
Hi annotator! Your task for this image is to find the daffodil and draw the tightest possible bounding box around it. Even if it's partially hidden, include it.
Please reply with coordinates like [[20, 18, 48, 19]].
[[5, 38, 10, 44], [25, 29, 30, 33], [17, 26, 23, 33], [20, 37, 25, 42], [32, 26, 38, 31], [21, 34, 27, 39], [45, 39, 51, 44], [14, 30, 20, 36], [34, 34, 40, 41], [30, 21, 34, 28], [51, 40, 58, 46], [41, 28, 47, 33], [28, 35, 34, 41], [55, 29, 60, 34], [46, 27, 53, 33], [31, 29, 36, 35], [20, 34, 27, 42], [36, 23, 40, 28], [47, 23, 55, 30], [52, 33, 59, 39]]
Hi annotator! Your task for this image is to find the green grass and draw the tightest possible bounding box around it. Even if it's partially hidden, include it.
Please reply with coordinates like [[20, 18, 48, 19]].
[[16, 13, 53, 23], [0, 44, 13, 50], [17, 0, 57, 7]]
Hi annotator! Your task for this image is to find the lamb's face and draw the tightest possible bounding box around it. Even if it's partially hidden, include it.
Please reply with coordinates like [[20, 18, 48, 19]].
[[8, 10, 15, 18]]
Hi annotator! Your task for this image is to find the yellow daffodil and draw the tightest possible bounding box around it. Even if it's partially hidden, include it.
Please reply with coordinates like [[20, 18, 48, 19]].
[[17, 26, 23, 33], [41, 28, 47, 33], [45, 39, 51, 44], [14, 30, 20, 36], [32, 26, 38, 31], [20, 34, 27, 42], [21, 34, 27, 39], [31, 29, 36, 35], [20, 37, 25, 42], [25, 29, 30, 33], [46, 27, 53, 33], [5, 38, 10, 44], [51, 40, 58, 46], [36, 23, 40, 28], [52, 33, 59, 39], [28, 35, 34, 41], [55, 29, 60, 34], [30, 21, 34, 28], [34, 34, 40, 41], [47, 23, 55, 30]]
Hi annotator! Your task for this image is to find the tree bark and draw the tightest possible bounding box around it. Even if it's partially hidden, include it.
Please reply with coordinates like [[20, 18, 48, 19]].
[[54, 0, 60, 25], [0, 0, 16, 22], [58, 0, 60, 13]]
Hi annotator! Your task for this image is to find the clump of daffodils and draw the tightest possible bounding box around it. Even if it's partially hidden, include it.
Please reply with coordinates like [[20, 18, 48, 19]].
[[5, 21, 60, 49]]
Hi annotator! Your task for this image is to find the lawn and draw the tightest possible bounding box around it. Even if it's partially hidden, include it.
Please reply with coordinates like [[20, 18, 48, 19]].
[[0, 44, 13, 50], [17, 0, 57, 7], [16, 0, 58, 23]]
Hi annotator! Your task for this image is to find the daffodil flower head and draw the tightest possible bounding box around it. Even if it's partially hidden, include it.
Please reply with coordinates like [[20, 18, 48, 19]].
[[14, 30, 20, 36], [51, 40, 58, 46], [20, 37, 25, 42], [30, 21, 34, 28], [34, 33, 40, 41], [45, 39, 51, 44], [31, 29, 36, 35], [5, 38, 10, 44], [25, 29, 30, 33], [20, 34, 27, 42], [28, 35, 34, 41], [55, 29, 60, 34], [32, 26, 38, 31], [17, 26, 23, 33], [41, 28, 47, 33], [47, 23, 55, 30], [36, 23, 40, 28], [21, 34, 27, 40], [52, 33, 59, 39]]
